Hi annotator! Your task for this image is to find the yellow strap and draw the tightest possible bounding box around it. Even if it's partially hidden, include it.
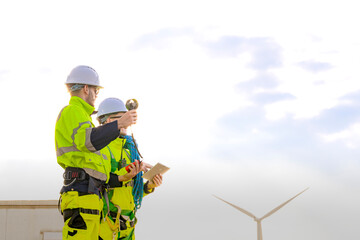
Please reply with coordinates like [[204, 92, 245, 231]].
[[105, 204, 122, 233], [105, 216, 119, 231]]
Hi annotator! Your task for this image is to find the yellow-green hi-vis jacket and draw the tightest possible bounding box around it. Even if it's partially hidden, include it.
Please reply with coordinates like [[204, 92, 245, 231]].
[[55, 96, 111, 182], [99, 138, 153, 240]]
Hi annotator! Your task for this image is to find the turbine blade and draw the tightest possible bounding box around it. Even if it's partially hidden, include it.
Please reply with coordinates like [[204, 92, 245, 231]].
[[257, 220, 263, 240], [260, 187, 309, 220], [213, 194, 256, 219]]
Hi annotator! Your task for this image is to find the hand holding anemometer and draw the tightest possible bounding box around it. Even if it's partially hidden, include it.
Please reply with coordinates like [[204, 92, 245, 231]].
[[124, 99, 143, 173]]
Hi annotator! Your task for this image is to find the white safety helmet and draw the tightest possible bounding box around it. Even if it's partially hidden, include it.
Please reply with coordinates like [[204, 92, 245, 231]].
[[97, 97, 127, 120], [66, 65, 103, 87]]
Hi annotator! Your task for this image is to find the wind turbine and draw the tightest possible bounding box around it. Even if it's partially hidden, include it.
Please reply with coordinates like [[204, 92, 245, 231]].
[[213, 188, 309, 240]]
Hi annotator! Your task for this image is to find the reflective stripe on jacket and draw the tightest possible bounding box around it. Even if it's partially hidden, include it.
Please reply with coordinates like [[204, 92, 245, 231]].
[[55, 96, 110, 182]]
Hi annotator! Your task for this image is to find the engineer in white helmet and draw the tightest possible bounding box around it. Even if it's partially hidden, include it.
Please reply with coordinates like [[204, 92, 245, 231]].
[[96, 97, 163, 240], [55, 65, 144, 240]]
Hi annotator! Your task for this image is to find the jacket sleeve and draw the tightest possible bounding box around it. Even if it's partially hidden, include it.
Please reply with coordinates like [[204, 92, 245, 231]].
[[108, 173, 123, 187], [70, 107, 119, 152], [90, 121, 120, 151], [143, 181, 155, 196]]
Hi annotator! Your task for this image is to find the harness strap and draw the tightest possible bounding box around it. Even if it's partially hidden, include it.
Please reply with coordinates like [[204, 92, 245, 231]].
[[120, 228, 135, 240], [109, 209, 136, 228], [104, 187, 110, 217], [124, 180, 134, 187], [105, 204, 122, 240]]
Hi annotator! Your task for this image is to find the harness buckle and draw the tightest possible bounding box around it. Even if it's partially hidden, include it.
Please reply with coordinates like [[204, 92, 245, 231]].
[[63, 171, 72, 181], [63, 168, 88, 181]]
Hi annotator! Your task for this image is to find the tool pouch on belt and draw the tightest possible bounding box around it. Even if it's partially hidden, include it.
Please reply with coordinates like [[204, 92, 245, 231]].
[[88, 176, 103, 195]]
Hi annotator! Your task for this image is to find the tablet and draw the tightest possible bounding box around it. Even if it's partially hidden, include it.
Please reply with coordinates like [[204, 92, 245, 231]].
[[142, 163, 170, 180]]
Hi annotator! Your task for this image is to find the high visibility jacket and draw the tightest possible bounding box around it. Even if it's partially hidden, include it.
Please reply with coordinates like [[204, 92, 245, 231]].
[[102, 137, 153, 212], [102, 138, 136, 212], [100, 137, 152, 240], [55, 96, 110, 182]]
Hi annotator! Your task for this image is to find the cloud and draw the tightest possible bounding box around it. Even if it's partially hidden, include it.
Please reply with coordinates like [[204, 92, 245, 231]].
[[247, 38, 283, 70], [310, 90, 360, 133], [208, 96, 360, 173], [298, 60, 333, 73], [251, 92, 296, 105], [238, 72, 279, 91], [202, 36, 285, 103], [314, 90, 360, 149], [128, 29, 358, 173], [312, 104, 360, 133], [133, 30, 283, 71], [341, 89, 360, 103], [131, 27, 194, 50], [202, 35, 246, 58], [203, 36, 283, 71]]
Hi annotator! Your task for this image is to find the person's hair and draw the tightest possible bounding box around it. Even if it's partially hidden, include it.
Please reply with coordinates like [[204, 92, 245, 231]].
[[66, 84, 85, 96]]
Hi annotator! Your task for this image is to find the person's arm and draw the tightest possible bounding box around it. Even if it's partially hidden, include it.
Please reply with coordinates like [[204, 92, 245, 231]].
[[118, 161, 143, 182], [108, 161, 143, 188], [90, 110, 138, 150], [90, 121, 120, 150], [144, 174, 163, 194], [108, 173, 123, 187]]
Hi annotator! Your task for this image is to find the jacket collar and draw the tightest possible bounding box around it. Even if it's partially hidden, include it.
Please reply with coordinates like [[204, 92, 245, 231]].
[[69, 96, 95, 116]]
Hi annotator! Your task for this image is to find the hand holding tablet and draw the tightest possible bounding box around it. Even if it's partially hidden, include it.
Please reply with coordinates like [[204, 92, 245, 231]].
[[142, 163, 170, 180]]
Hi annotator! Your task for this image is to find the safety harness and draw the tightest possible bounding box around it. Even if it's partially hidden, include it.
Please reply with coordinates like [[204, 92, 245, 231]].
[[60, 167, 105, 197], [105, 205, 137, 240], [59, 167, 110, 224], [103, 144, 139, 239]]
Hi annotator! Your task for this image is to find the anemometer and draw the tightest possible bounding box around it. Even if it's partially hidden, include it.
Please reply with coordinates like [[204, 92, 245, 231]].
[[124, 98, 143, 172]]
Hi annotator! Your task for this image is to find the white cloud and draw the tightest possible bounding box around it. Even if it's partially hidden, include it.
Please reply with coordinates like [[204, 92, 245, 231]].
[[320, 122, 360, 148]]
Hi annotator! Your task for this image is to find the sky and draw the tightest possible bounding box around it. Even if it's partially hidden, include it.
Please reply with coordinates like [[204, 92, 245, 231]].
[[1, 0, 360, 239]]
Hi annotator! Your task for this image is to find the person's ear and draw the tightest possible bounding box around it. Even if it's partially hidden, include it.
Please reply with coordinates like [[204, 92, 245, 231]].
[[83, 85, 90, 95]]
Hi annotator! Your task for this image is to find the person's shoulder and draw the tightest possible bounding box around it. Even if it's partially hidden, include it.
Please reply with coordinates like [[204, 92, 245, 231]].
[[58, 105, 89, 124], [65, 101, 87, 113], [61, 104, 78, 115]]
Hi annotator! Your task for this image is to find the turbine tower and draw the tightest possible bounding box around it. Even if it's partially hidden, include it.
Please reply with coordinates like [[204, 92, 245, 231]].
[[213, 188, 308, 240]]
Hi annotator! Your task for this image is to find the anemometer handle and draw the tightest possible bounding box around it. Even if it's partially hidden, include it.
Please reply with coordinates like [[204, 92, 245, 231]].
[[125, 160, 140, 173]]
